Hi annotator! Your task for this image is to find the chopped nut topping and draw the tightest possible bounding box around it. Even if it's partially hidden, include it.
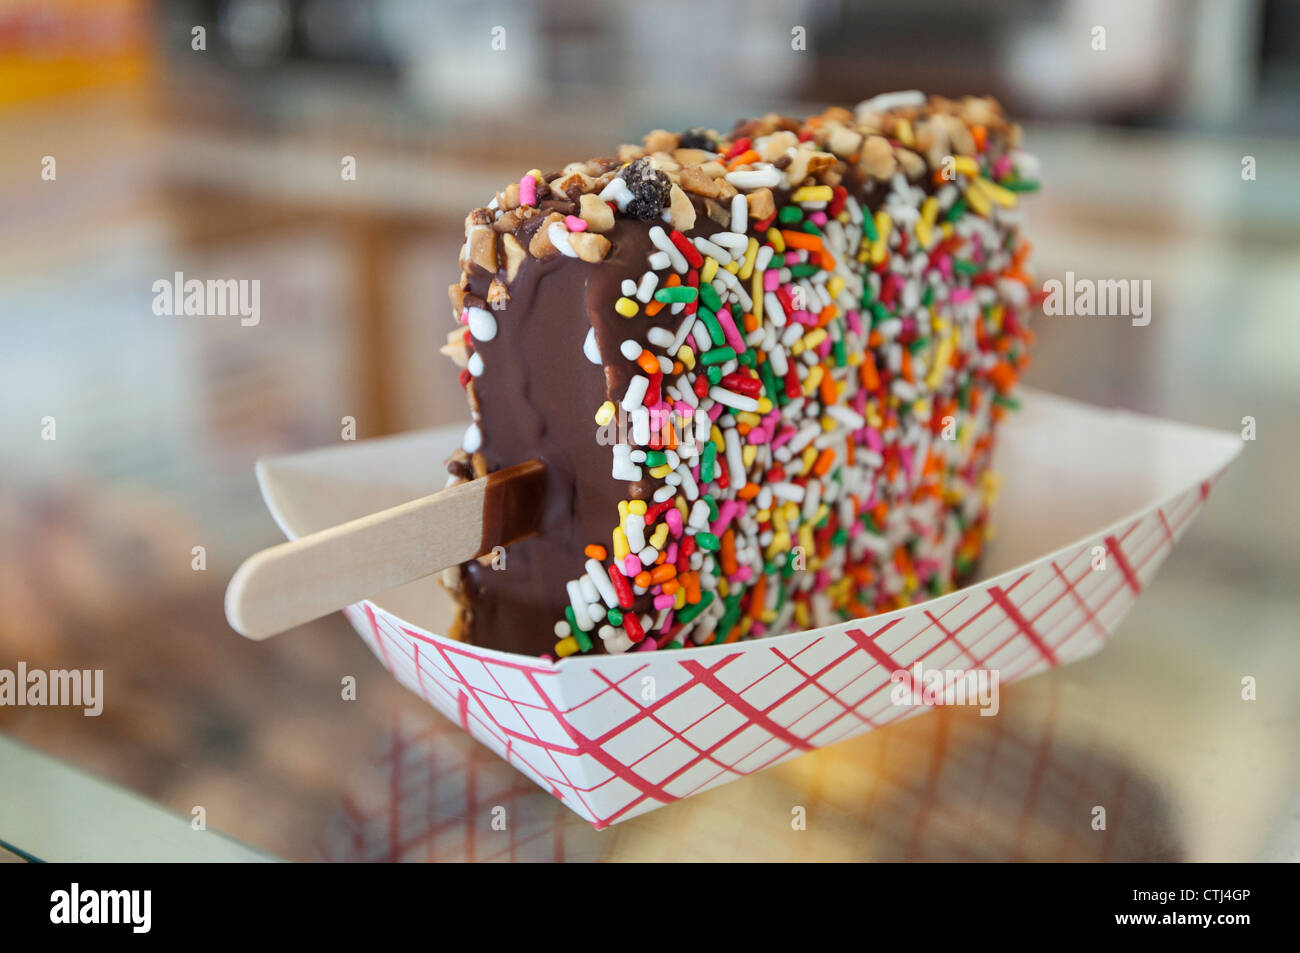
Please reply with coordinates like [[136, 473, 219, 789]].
[[667, 183, 696, 231], [568, 231, 612, 263], [502, 233, 526, 282]]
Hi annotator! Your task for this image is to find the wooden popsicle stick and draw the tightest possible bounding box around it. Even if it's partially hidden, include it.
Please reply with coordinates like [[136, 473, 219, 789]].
[[225, 459, 545, 641]]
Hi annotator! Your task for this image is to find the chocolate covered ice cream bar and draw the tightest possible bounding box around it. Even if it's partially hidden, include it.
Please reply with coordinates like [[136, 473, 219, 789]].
[[441, 91, 1040, 658]]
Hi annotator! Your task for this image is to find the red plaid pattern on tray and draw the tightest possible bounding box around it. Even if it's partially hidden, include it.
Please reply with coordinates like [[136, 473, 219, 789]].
[[343, 474, 1220, 828]]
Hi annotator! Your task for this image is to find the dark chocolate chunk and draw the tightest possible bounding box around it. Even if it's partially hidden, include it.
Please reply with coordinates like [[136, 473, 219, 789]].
[[619, 157, 672, 221], [678, 127, 716, 151]]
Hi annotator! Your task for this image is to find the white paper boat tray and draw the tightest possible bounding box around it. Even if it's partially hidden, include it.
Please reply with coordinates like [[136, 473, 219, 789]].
[[252, 389, 1240, 828]]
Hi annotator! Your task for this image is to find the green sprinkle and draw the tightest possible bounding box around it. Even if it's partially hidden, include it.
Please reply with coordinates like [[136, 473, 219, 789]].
[[800, 221, 824, 237], [702, 494, 719, 521], [953, 259, 981, 276], [700, 443, 716, 482], [945, 198, 967, 223], [607, 608, 623, 626], [706, 365, 722, 385], [778, 206, 804, 224], [644, 450, 667, 466], [665, 640, 683, 650], [699, 283, 723, 312], [676, 591, 714, 624], [789, 263, 820, 278], [699, 345, 736, 365], [573, 627, 592, 653], [738, 349, 757, 368], [862, 213, 879, 242], [1002, 178, 1040, 192], [993, 393, 1021, 411], [696, 532, 721, 552], [654, 286, 697, 304], [698, 308, 726, 347]]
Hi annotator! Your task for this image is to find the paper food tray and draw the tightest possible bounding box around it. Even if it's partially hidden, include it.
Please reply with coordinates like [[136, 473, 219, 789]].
[[253, 389, 1241, 828]]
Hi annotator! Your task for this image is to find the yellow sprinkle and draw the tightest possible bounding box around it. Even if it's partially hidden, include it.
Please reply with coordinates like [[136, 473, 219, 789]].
[[871, 211, 891, 263], [554, 636, 579, 658], [674, 587, 687, 610], [756, 397, 773, 414], [953, 156, 979, 178], [618, 500, 629, 521], [739, 238, 759, 280], [752, 269, 765, 322], [735, 411, 761, 427], [798, 524, 814, 557], [990, 303, 1005, 331], [925, 337, 953, 390], [628, 500, 647, 515], [791, 185, 833, 203], [701, 257, 719, 283], [595, 401, 616, 426], [649, 464, 672, 478], [940, 222, 954, 239], [766, 532, 791, 560], [896, 119, 914, 147], [964, 183, 991, 217], [760, 609, 778, 624], [711, 426, 725, 453], [724, 260, 740, 274], [615, 296, 639, 317], [526, 168, 543, 182], [784, 501, 800, 525], [912, 398, 931, 420], [772, 507, 787, 533], [678, 346, 696, 370], [803, 328, 828, 351], [755, 509, 771, 523], [649, 522, 669, 549], [718, 579, 729, 599], [613, 527, 630, 561], [742, 444, 757, 468], [766, 228, 785, 253], [827, 275, 845, 299], [804, 364, 824, 396], [794, 602, 809, 628], [976, 177, 1017, 209], [800, 446, 818, 475], [820, 416, 836, 433], [814, 503, 830, 524]]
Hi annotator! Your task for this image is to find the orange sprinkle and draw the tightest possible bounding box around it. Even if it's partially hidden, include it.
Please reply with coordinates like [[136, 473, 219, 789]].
[[636, 351, 659, 374], [726, 149, 760, 171], [660, 578, 679, 596], [819, 370, 837, 407], [634, 571, 652, 588], [683, 572, 702, 604], [901, 348, 914, 383], [748, 575, 766, 620], [988, 362, 1016, 393], [812, 447, 836, 477], [646, 298, 666, 317], [737, 481, 761, 500], [867, 329, 883, 348], [860, 352, 880, 390], [743, 311, 759, 333], [971, 125, 987, 152], [649, 564, 677, 584], [781, 230, 824, 252], [584, 545, 607, 560], [720, 530, 738, 576], [672, 361, 684, 374]]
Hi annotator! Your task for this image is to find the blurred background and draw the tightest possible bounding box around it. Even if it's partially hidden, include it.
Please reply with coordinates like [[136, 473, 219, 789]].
[[1, 0, 1297, 861]]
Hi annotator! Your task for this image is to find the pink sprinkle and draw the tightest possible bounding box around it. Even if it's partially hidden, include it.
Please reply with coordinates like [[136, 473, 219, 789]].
[[937, 255, 953, 280], [791, 310, 817, 327], [817, 336, 833, 360], [519, 174, 536, 207], [993, 154, 1013, 179], [814, 570, 831, 590], [711, 499, 739, 536], [749, 623, 767, 638], [763, 269, 780, 292], [809, 211, 827, 226], [715, 308, 746, 352], [746, 426, 769, 445], [865, 427, 883, 453], [663, 542, 678, 563], [732, 565, 753, 583], [784, 251, 800, 266], [623, 555, 641, 577], [564, 214, 587, 232], [457, 308, 468, 325], [845, 309, 863, 336], [900, 445, 915, 481], [665, 508, 683, 536], [706, 403, 724, 423], [653, 594, 676, 610], [950, 288, 974, 305], [636, 637, 658, 652], [771, 424, 797, 449]]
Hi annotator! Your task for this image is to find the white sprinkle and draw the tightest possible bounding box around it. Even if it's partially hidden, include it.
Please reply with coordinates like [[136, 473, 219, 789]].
[[620, 339, 642, 360], [646, 326, 674, 349], [648, 250, 672, 271], [725, 426, 746, 486], [467, 352, 484, 377], [462, 423, 482, 453], [621, 278, 638, 296], [631, 406, 651, 445], [764, 291, 787, 327], [622, 375, 649, 411], [653, 485, 677, 502], [567, 581, 594, 631], [649, 225, 688, 272], [583, 327, 602, 364], [586, 559, 620, 608], [693, 236, 731, 264], [731, 193, 748, 232], [857, 90, 926, 115], [826, 404, 866, 430], [465, 306, 498, 342], [710, 231, 749, 252], [754, 245, 775, 272], [636, 270, 659, 303], [549, 222, 578, 257], [625, 514, 646, 553], [725, 165, 781, 190], [770, 481, 805, 502], [579, 574, 600, 605]]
